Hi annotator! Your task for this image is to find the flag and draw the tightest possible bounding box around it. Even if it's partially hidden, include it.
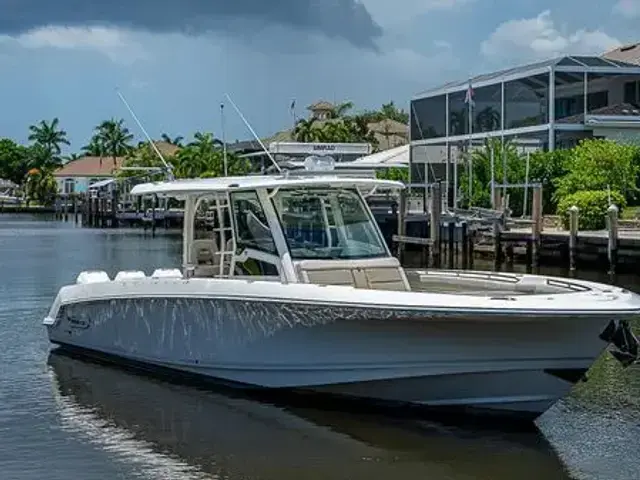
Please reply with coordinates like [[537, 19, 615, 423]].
[[464, 83, 474, 107], [290, 99, 296, 111]]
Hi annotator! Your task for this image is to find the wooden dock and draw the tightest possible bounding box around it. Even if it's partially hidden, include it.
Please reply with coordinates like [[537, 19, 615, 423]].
[[503, 227, 640, 246], [390, 181, 640, 273]]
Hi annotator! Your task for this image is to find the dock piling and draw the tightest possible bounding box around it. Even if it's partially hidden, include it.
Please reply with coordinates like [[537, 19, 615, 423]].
[[429, 183, 442, 268], [607, 204, 619, 274], [493, 219, 502, 270], [460, 221, 469, 269], [531, 185, 543, 268], [152, 194, 157, 237], [447, 221, 455, 269], [568, 205, 579, 271], [396, 190, 407, 263]]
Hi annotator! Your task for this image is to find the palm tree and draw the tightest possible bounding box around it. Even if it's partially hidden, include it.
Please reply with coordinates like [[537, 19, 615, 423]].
[[316, 122, 349, 143], [189, 132, 223, 149], [161, 133, 184, 146], [293, 118, 320, 142], [92, 119, 134, 166], [329, 101, 354, 119], [348, 115, 379, 150], [63, 153, 81, 163], [81, 139, 105, 157], [449, 110, 467, 136], [475, 107, 500, 132], [27, 118, 70, 168], [380, 101, 409, 124]]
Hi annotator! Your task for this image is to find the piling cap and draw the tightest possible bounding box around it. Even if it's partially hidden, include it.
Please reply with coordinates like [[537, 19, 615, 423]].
[[568, 205, 579, 213], [607, 204, 619, 213]]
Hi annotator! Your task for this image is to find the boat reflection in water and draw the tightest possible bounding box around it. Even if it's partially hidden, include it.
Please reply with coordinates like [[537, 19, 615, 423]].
[[48, 352, 572, 480]]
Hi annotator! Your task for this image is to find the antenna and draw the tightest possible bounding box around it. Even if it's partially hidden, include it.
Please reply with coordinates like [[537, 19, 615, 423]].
[[116, 88, 174, 181], [224, 93, 281, 173], [220, 102, 228, 177]]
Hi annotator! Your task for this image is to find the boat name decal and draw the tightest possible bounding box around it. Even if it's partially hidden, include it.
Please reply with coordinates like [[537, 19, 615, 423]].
[[67, 313, 91, 329]]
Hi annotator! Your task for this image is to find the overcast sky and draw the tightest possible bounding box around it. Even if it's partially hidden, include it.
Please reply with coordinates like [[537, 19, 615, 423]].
[[0, 0, 638, 150]]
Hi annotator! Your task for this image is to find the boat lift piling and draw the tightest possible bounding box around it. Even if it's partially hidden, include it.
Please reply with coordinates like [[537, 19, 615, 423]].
[[429, 182, 442, 268], [568, 205, 579, 272], [607, 204, 619, 274], [393, 181, 474, 270]]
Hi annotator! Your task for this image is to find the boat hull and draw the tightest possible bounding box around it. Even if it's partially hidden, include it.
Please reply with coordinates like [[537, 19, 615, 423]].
[[45, 292, 616, 420]]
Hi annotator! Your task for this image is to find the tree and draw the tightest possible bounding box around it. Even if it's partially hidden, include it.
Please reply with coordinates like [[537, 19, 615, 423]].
[[329, 101, 354, 119], [557, 190, 626, 230], [458, 138, 524, 211], [293, 118, 320, 142], [63, 153, 82, 163], [24, 168, 58, 205], [555, 139, 640, 204], [379, 101, 409, 124], [475, 107, 500, 132], [376, 167, 408, 183], [449, 111, 467, 136], [360, 101, 409, 124], [120, 131, 250, 180], [88, 119, 134, 165], [0, 138, 31, 185], [117, 142, 171, 181], [344, 115, 379, 149], [177, 132, 248, 178], [188, 131, 223, 149], [161, 133, 184, 146], [527, 149, 571, 214], [81, 138, 104, 157], [27, 118, 70, 168]]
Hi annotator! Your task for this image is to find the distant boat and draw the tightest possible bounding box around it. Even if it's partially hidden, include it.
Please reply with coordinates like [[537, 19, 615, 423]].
[[0, 179, 20, 205]]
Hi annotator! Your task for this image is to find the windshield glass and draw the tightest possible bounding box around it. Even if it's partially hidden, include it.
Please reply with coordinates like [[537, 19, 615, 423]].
[[271, 187, 388, 260]]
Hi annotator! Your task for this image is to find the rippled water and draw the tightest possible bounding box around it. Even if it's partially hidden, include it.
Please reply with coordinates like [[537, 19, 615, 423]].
[[1, 214, 638, 480]]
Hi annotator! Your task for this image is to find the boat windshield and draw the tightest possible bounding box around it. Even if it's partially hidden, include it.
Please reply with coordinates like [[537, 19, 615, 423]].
[[271, 187, 388, 260]]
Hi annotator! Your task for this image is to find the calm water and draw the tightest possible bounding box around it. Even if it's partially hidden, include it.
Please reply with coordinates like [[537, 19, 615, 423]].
[[1, 214, 639, 480]]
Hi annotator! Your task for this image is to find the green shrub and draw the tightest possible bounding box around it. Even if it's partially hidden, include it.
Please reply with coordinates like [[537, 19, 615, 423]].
[[555, 139, 640, 204], [557, 190, 626, 231], [376, 167, 408, 183]]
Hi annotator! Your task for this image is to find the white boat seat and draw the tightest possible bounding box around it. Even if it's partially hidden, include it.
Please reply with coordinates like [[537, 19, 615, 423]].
[[188, 237, 236, 278], [189, 238, 222, 277], [295, 257, 410, 291]]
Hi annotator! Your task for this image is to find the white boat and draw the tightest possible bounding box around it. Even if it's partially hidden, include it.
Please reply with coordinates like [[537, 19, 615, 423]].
[[43, 170, 640, 422]]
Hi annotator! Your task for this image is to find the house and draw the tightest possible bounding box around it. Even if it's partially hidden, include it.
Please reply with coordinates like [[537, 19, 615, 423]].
[[603, 42, 640, 66], [367, 118, 409, 150], [240, 100, 410, 154], [53, 140, 180, 194], [409, 53, 640, 197], [306, 100, 335, 120], [53, 156, 123, 194]]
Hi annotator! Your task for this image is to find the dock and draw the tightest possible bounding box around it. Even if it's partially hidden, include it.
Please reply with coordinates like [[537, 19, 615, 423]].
[[391, 182, 640, 273]]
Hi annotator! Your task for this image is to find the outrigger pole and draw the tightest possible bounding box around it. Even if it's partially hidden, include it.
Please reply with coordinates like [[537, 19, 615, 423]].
[[116, 88, 175, 181], [224, 93, 281, 174]]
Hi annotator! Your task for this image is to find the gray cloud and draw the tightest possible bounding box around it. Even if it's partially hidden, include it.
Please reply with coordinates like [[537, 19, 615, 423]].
[[0, 0, 383, 49]]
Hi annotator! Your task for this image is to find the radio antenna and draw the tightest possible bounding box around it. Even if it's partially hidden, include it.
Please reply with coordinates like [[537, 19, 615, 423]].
[[224, 93, 281, 173], [220, 102, 228, 176], [116, 88, 174, 181]]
